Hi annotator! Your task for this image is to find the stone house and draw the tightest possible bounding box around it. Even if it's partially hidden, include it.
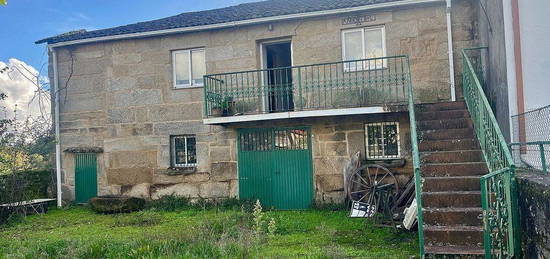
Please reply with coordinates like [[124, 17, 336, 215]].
[[36, 0, 479, 208]]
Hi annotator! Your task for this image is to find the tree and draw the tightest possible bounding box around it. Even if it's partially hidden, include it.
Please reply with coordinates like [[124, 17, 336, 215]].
[[0, 0, 6, 6]]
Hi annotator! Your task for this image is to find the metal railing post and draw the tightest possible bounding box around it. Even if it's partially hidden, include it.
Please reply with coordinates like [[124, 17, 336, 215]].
[[540, 143, 548, 174]]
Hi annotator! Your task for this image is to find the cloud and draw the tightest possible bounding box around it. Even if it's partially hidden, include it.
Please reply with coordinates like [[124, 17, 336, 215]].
[[0, 58, 50, 122]]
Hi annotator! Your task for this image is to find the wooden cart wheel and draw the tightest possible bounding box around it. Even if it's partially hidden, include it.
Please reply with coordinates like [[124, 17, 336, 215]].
[[347, 164, 399, 203]]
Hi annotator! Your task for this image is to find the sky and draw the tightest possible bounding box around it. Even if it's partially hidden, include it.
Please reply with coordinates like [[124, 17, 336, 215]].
[[0, 0, 256, 120]]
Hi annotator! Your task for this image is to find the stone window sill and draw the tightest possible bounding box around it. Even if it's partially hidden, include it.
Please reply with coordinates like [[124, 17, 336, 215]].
[[365, 158, 406, 168], [166, 167, 197, 175]]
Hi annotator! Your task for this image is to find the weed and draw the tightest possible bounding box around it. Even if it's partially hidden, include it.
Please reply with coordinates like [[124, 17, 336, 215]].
[[0, 206, 418, 258], [112, 210, 162, 227]]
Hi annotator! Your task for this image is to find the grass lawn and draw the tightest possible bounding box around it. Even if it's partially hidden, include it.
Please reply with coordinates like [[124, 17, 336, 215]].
[[0, 204, 418, 258]]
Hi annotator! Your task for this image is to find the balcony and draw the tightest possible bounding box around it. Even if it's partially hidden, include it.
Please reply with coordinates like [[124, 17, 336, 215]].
[[203, 56, 411, 124]]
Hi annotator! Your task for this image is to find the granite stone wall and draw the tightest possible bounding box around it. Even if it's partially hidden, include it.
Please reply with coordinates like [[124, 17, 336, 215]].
[[517, 171, 550, 258], [49, 1, 475, 202]]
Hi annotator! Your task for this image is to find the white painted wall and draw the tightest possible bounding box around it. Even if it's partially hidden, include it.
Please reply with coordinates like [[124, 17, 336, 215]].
[[518, 0, 550, 112]]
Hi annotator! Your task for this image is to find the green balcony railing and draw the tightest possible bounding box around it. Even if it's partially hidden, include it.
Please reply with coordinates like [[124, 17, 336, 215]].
[[203, 56, 411, 118], [462, 47, 520, 258]]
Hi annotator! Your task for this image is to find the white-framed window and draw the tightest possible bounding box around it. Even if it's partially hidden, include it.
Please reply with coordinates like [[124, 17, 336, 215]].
[[365, 122, 400, 159], [172, 48, 206, 88], [170, 135, 197, 167], [341, 26, 387, 71]]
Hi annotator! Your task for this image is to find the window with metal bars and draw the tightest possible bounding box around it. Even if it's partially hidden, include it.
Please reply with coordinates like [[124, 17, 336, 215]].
[[170, 135, 197, 167], [365, 122, 400, 159]]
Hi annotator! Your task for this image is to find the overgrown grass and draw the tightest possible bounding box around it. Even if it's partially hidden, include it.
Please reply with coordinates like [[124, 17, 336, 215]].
[[0, 202, 418, 258]]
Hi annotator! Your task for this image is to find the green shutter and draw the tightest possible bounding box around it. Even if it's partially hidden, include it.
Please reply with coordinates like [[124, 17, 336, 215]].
[[75, 153, 98, 203]]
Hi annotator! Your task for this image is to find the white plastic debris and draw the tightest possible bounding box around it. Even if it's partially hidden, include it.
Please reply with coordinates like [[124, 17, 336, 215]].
[[403, 198, 417, 230]]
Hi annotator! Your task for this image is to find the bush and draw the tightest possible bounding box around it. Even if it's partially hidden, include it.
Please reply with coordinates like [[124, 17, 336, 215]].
[[89, 196, 145, 214], [0, 170, 54, 204], [145, 195, 255, 212]]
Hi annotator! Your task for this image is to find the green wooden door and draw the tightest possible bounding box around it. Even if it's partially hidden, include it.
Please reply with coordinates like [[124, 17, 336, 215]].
[[238, 127, 313, 209], [75, 153, 98, 203]]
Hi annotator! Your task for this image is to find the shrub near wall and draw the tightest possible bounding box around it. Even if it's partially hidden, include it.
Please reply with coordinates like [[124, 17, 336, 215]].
[[0, 170, 54, 204]]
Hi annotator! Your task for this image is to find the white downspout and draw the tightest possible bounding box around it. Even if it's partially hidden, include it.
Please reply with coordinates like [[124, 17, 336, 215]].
[[50, 47, 62, 208], [446, 0, 456, 101]]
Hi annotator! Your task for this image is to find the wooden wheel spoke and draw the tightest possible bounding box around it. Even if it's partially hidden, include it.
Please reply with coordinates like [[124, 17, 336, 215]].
[[373, 167, 380, 184], [356, 173, 371, 186], [378, 173, 389, 185], [351, 179, 369, 188]]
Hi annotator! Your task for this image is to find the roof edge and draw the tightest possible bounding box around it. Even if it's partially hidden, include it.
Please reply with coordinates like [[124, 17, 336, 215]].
[[42, 0, 443, 48]]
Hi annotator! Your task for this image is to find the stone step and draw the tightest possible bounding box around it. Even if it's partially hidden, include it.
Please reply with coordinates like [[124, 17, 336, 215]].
[[423, 207, 483, 226], [420, 128, 475, 141], [417, 110, 470, 121], [419, 139, 479, 152], [424, 225, 483, 247], [422, 162, 488, 177], [423, 176, 481, 192], [421, 150, 484, 163], [425, 245, 485, 256], [416, 101, 467, 112], [423, 191, 482, 208], [418, 118, 473, 131]]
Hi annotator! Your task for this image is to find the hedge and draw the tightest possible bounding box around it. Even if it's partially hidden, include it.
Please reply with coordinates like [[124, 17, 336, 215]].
[[0, 170, 54, 204]]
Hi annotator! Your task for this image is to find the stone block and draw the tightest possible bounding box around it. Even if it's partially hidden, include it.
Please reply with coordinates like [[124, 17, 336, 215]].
[[112, 89, 162, 107], [107, 108, 135, 123], [103, 136, 159, 152], [199, 182, 229, 198], [66, 75, 105, 94], [321, 191, 345, 204], [319, 132, 346, 141], [107, 167, 153, 185], [153, 121, 210, 135], [112, 53, 142, 65], [314, 157, 348, 175], [152, 172, 209, 185], [346, 131, 365, 159], [61, 184, 75, 201], [107, 77, 136, 91], [148, 104, 202, 122], [151, 183, 200, 199], [210, 147, 231, 162], [325, 142, 348, 157], [109, 150, 157, 169], [59, 93, 105, 113], [122, 183, 151, 199], [72, 60, 106, 76], [316, 174, 344, 192], [229, 180, 239, 198], [195, 143, 210, 172], [116, 123, 153, 137], [211, 162, 237, 181]]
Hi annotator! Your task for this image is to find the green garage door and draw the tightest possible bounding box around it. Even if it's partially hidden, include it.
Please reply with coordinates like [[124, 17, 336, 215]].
[[75, 153, 98, 203], [238, 127, 313, 209]]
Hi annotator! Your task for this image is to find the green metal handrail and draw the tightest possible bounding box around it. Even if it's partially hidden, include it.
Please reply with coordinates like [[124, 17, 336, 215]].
[[404, 55, 425, 257], [509, 141, 550, 174], [462, 47, 520, 258], [203, 56, 411, 117]]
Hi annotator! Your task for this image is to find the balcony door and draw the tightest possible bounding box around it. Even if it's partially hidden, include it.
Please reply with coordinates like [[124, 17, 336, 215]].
[[262, 41, 294, 113]]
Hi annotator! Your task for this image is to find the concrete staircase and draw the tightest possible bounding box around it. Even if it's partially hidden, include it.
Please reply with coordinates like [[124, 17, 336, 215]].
[[416, 101, 486, 256]]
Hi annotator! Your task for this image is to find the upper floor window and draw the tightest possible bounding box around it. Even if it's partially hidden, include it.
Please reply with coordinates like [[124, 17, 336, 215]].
[[365, 122, 400, 159], [170, 135, 197, 167], [342, 26, 386, 71], [172, 49, 206, 88]]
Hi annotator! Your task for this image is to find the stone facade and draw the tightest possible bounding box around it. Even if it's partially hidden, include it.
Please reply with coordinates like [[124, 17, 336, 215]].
[[517, 171, 550, 258], [50, 1, 477, 203]]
